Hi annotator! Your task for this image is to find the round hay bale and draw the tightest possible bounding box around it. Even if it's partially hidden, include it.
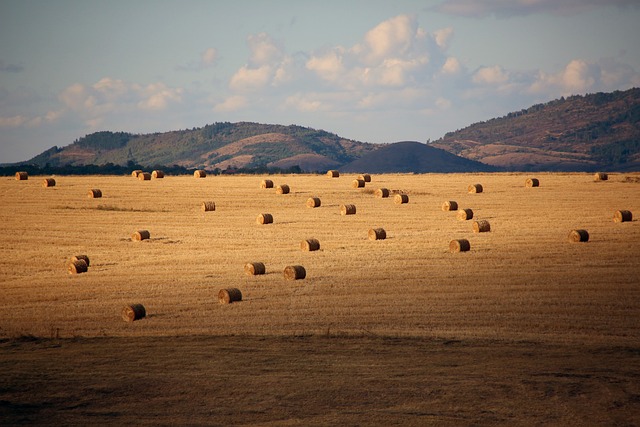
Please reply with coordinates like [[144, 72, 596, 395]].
[[327, 170, 339, 178], [201, 201, 216, 212], [151, 170, 164, 179], [568, 229, 589, 243], [525, 178, 540, 187], [87, 189, 102, 198], [358, 174, 372, 183], [394, 194, 409, 204], [276, 184, 290, 194], [218, 288, 242, 304], [352, 179, 365, 188], [301, 238, 320, 251], [442, 201, 458, 211], [374, 188, 390, 198], [257, 213, 273, 224], [131, 170, 143, 177], [594, 172, 608, 181], [194, 169, 206, 178], [306, 197, 321, 208], [138, 172, 151, 181], [449, 239, 471, 253], [132, 230, 150, 241], [42, 178, 56, 187], [71, 255, 90, 267], [15, 171, 28, 180], [457, 208, 474, 221], [284, 265, 306, 280], [473, 220, 491, 233], [122, 304, 146, 322], [368, 228, 386, 240], [614, 210, 633, 223], [260, 179, 274, 189], [245, 262, 266, 276], [468, 184, 483, 193], [341, 204, 356, 215], [68, 259, 88, 274]]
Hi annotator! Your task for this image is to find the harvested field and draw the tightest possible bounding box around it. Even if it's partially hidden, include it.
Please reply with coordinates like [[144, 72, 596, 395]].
[[1, 172, 639, 425]]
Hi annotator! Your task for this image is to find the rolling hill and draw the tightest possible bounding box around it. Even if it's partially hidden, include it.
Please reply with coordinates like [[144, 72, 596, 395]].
[[431, 88, 640, 171], [341, 141, 497, 173], [26, 122, 378, 172]]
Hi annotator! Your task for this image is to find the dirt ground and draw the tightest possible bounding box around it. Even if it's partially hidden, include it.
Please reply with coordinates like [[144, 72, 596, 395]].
[[1, 335, 639, 425]]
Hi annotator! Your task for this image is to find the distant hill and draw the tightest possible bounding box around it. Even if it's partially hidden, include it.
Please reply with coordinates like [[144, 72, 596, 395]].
[[431, 88, 640, 171], [26, 122, 379, 172], [342, 141, 497, 173]]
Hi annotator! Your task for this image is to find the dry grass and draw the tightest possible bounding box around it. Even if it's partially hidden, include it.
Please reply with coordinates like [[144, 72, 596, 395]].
[[1, 172, 639, 424]]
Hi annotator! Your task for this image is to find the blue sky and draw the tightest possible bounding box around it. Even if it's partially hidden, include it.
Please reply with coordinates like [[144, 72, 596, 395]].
[[1, 0, 639, 163]]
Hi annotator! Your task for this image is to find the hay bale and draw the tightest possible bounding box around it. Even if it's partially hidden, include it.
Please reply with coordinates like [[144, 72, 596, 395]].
[[131, 170, 143, 177], [15, 171, 28, 180], [284, 265, 306, 280], [468, 184, 483, 193], [358, 174, 372, 183], [42, 178, 56, 187], [260, 179, 274, 189], [201, 201, 216, 212], [525, 178, 540, 187], [473, 220, 491, 233], [138, 172, 151, 181], [71, 255, 90, 267], [341, 204, 356, 215], [301, 238, 320, 251], [457, 208, 474, 221], [132, 230, 150, 241], [245, 262, 266, 275], [194, 169, 206, 178], [327, 170, 339, 178], [306, 197, 321, 208], [352, 179, 365, 188], [614, 210, 632, 223], [122, 304, 146, 322], [442, 201, 458, 211], [68, 259, 88, 274], [276, 184, 290, 194], [257, 213, 273, 224], [568, 229, 589, 243], [374, 188, 390, 198], [88, 189, 102, 198], [449, 239, 471, 253], [218, 288, 242, 304], [594, 172, 608, 181], [394, 194, 409, 204], [151, 170, 164, 179], [368, 228, 386, 240]]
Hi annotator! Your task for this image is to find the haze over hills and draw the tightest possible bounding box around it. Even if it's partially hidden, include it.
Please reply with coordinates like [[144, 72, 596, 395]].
[[431, 87, 640, 172], [17, 87, 640, 173]]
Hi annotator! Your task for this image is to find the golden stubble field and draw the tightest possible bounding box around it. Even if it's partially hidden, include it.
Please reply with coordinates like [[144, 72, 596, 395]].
[[1, 172, 639, 425]]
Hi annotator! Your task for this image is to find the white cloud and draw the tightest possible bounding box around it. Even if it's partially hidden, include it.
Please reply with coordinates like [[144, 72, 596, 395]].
[[201, 48, 218, 67], [214, 95, 247, 112], [229, 65, 273, 92], [0, 115, 28, 128], [247, 33, 283, 66], [441, 57, 462, 75], [473, 65, 510, 85], [433, 27, 454, 50]]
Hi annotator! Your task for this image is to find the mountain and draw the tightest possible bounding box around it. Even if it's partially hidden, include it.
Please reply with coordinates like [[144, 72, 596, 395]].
[[341, 141, 497, 173], [431, 88, 640, 171], [27, 122, 379, 172]]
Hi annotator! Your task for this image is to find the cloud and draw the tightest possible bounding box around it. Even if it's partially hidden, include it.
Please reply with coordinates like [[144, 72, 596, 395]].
[[214, 95, 247, 112], [431, 0, 640, 17], [0, 60, 24, 73], [201, 48, 218, 67], [0, 115, 28, 128], [473, 65, 510, 85]]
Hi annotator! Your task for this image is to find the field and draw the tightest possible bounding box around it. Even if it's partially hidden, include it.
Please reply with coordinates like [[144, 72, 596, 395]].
[[1, 172, 639, 425]]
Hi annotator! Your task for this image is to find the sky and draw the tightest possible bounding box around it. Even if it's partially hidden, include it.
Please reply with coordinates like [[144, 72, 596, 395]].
[[1, 0, 640, 163]]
